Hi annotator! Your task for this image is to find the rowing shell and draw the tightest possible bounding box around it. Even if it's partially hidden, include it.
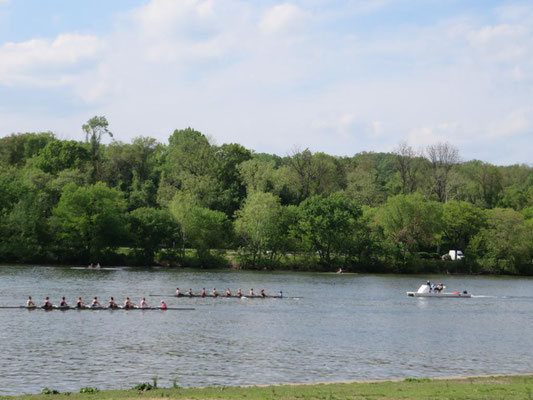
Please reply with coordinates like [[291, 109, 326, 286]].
[[0, 306, 194, 311], [148, 294, 298, 299]]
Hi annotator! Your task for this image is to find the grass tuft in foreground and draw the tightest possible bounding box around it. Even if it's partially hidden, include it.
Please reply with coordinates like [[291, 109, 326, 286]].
[[3, 375, 533, 400]]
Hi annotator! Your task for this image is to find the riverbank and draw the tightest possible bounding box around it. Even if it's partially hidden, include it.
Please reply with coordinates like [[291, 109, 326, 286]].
[[3, 375, 533, 400]]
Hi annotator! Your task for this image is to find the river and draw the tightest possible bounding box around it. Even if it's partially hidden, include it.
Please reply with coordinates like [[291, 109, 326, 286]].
[[0, 265, 532, 395]]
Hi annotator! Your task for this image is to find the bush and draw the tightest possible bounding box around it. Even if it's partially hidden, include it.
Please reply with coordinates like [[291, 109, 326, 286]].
[[132, 382, 153, 391], [79, 387, 99, 393], [41, 388, 60, 395]]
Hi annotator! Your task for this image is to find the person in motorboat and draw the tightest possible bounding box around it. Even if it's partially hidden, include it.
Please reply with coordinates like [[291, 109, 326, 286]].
[[435, 283, 444, 293], [249, 288, 255, 297], [426, 280, 432, 293], [43, 297, 53, 309], [58, 297, 68, 308], [237, 288, 243, 298], [160, 300, 167, 309], [108, 297, 118, 308], [225, 288, 232, 297], [200, 288, 207, 297], [187, 288, 193, 297], [91, 297, 101, 308], [212, 288, 218, 297], [260, 289, 266, 298], [26, 296, 36, 308], [140, 297, 150, 309], [76, 297, 85, 308]]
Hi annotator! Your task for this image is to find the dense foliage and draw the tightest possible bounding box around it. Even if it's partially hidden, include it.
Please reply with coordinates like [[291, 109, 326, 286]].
[[1, 118, 532, 273]]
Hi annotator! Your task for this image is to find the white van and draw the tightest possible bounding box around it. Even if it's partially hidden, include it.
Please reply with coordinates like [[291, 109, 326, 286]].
[[447, 250, 465, 260]]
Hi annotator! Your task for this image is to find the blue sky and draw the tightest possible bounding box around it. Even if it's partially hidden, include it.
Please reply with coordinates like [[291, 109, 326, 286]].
[[0, 0, 532, 165]]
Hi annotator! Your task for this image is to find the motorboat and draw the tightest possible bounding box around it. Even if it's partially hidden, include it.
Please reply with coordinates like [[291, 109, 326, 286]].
[[407, 284, 471, 298]]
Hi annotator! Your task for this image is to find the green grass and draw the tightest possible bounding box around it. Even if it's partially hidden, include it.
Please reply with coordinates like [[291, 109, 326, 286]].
[[3, 375, 533, 400]]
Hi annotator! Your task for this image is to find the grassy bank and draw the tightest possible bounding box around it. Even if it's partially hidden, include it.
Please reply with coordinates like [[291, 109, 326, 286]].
[[3, 375, 533, 400]]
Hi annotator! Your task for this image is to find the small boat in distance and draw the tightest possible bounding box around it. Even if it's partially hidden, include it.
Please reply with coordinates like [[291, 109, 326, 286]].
[[407, 284, 471, 298]]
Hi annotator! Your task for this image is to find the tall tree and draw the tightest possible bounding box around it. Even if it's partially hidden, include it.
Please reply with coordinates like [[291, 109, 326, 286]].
[[394, 141, 421, 194], [82, 116, 113, 182], [426, 142, 460, 202]]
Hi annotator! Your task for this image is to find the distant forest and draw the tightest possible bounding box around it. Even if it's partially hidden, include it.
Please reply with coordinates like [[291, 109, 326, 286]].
[[1, 116, 532, 274]]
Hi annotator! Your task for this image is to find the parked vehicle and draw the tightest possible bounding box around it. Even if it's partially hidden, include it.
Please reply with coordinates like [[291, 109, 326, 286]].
[[442, 250, 465, 260]]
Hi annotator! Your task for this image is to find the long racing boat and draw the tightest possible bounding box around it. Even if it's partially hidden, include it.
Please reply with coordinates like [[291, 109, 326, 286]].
[[0, 306, 194, 311]]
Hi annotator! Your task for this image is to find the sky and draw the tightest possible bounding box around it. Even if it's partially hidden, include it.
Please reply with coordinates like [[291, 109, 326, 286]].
[[0, 0, 531, 165]]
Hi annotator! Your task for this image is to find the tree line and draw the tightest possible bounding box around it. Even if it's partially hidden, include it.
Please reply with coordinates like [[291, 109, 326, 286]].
[[1, 116, 532, 274]]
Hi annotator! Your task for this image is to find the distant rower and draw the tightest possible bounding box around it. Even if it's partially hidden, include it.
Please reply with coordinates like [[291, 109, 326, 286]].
[[43, 297, 53, 309], [91, 297, 101, 308], [76, 297, 85, 309], [140, 297, 149, 309], [237, 288, 243, 298], [225, 288, 232, 297], [59, 297, 68, 307], [187, 288, 193, 297], [200, 288, 206, 297], [260, 289, 266, 298], [109, 297, 118, 308], [26, 296, 36, 307], [123, 297, 135, 309], [160, 300, 167, 309], [249, 288, 255, 297], [176, 287, 181, 296], [212, 288, 218, 297]]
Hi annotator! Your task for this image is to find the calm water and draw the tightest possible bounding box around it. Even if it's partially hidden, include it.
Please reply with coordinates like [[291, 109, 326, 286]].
[[0, 265, 532, 395]]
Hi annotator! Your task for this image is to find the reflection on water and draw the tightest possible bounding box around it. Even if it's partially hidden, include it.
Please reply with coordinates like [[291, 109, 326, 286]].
[[0, 266, 533, 395]]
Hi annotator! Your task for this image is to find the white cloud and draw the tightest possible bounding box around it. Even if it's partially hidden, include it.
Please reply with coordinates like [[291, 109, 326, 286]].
[[259, 3, 309, 34], [0, 34, 103, 87]]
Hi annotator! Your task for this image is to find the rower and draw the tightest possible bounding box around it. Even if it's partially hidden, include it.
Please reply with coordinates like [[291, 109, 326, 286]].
[[249, 288, 255, 297], [260, 289, 266, 298], [237, 288, 242, 298], [43, 297, 53, 309], [91, 297, 101, 308], [108, 297, 118, 308], [123, 297, 135, 309], [187, 288, 193, 297], [176, 287, 181, 296], [225, 288, 232, 297], [76, 297, 85, 309], [140, 297, 149, 309], [26, 296, 36, 307], [201, 288, 206, 297], [160, 300, 167, 309], [279, 290, 283, 298], [212, 288, 218, 297], [59, 297, 68, 308]]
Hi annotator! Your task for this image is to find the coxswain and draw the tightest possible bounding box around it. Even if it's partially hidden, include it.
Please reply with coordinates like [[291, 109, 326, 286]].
[[59, 297, 68, 308], [237, 288, 243, 298], [225, 288, 232, 297], [140, 297, 149, 309], [260, 289, 266, 298], [91, 297, 101, 308], [26, 296, 36, 307], [187, 288, 193, 297], [160, 300, 167, 309], [212, 288, 218, 297], [43, 297, 53, 309], [176, 287, 181, 296], [249, 288, 255, 297], [108, 297, 118, 308], [279, 290, 283, 298], [201, 288, 206, 297], [76, 297, 85, 309]]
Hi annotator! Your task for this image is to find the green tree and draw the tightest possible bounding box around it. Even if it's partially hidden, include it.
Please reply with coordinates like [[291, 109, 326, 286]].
[[33, 140, 90, 174], [169, 192, 232, 265], [469, 208, 533, 274], [0, 132, 55, 166], [82, 116, 113, 182], [51, 182, 126, 262], [377, 193, 443, 252], [235, 192, 292, 266], [295, 193, 362, 266], [442, 200, 486, 258], [128, 207, 182, 265]]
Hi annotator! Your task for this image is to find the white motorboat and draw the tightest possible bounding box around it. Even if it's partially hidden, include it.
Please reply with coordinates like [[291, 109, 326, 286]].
[[407, 284, 471, 298]]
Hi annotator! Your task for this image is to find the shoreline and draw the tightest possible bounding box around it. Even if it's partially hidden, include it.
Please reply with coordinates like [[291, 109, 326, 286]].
[[3, 373, 533, 399]]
